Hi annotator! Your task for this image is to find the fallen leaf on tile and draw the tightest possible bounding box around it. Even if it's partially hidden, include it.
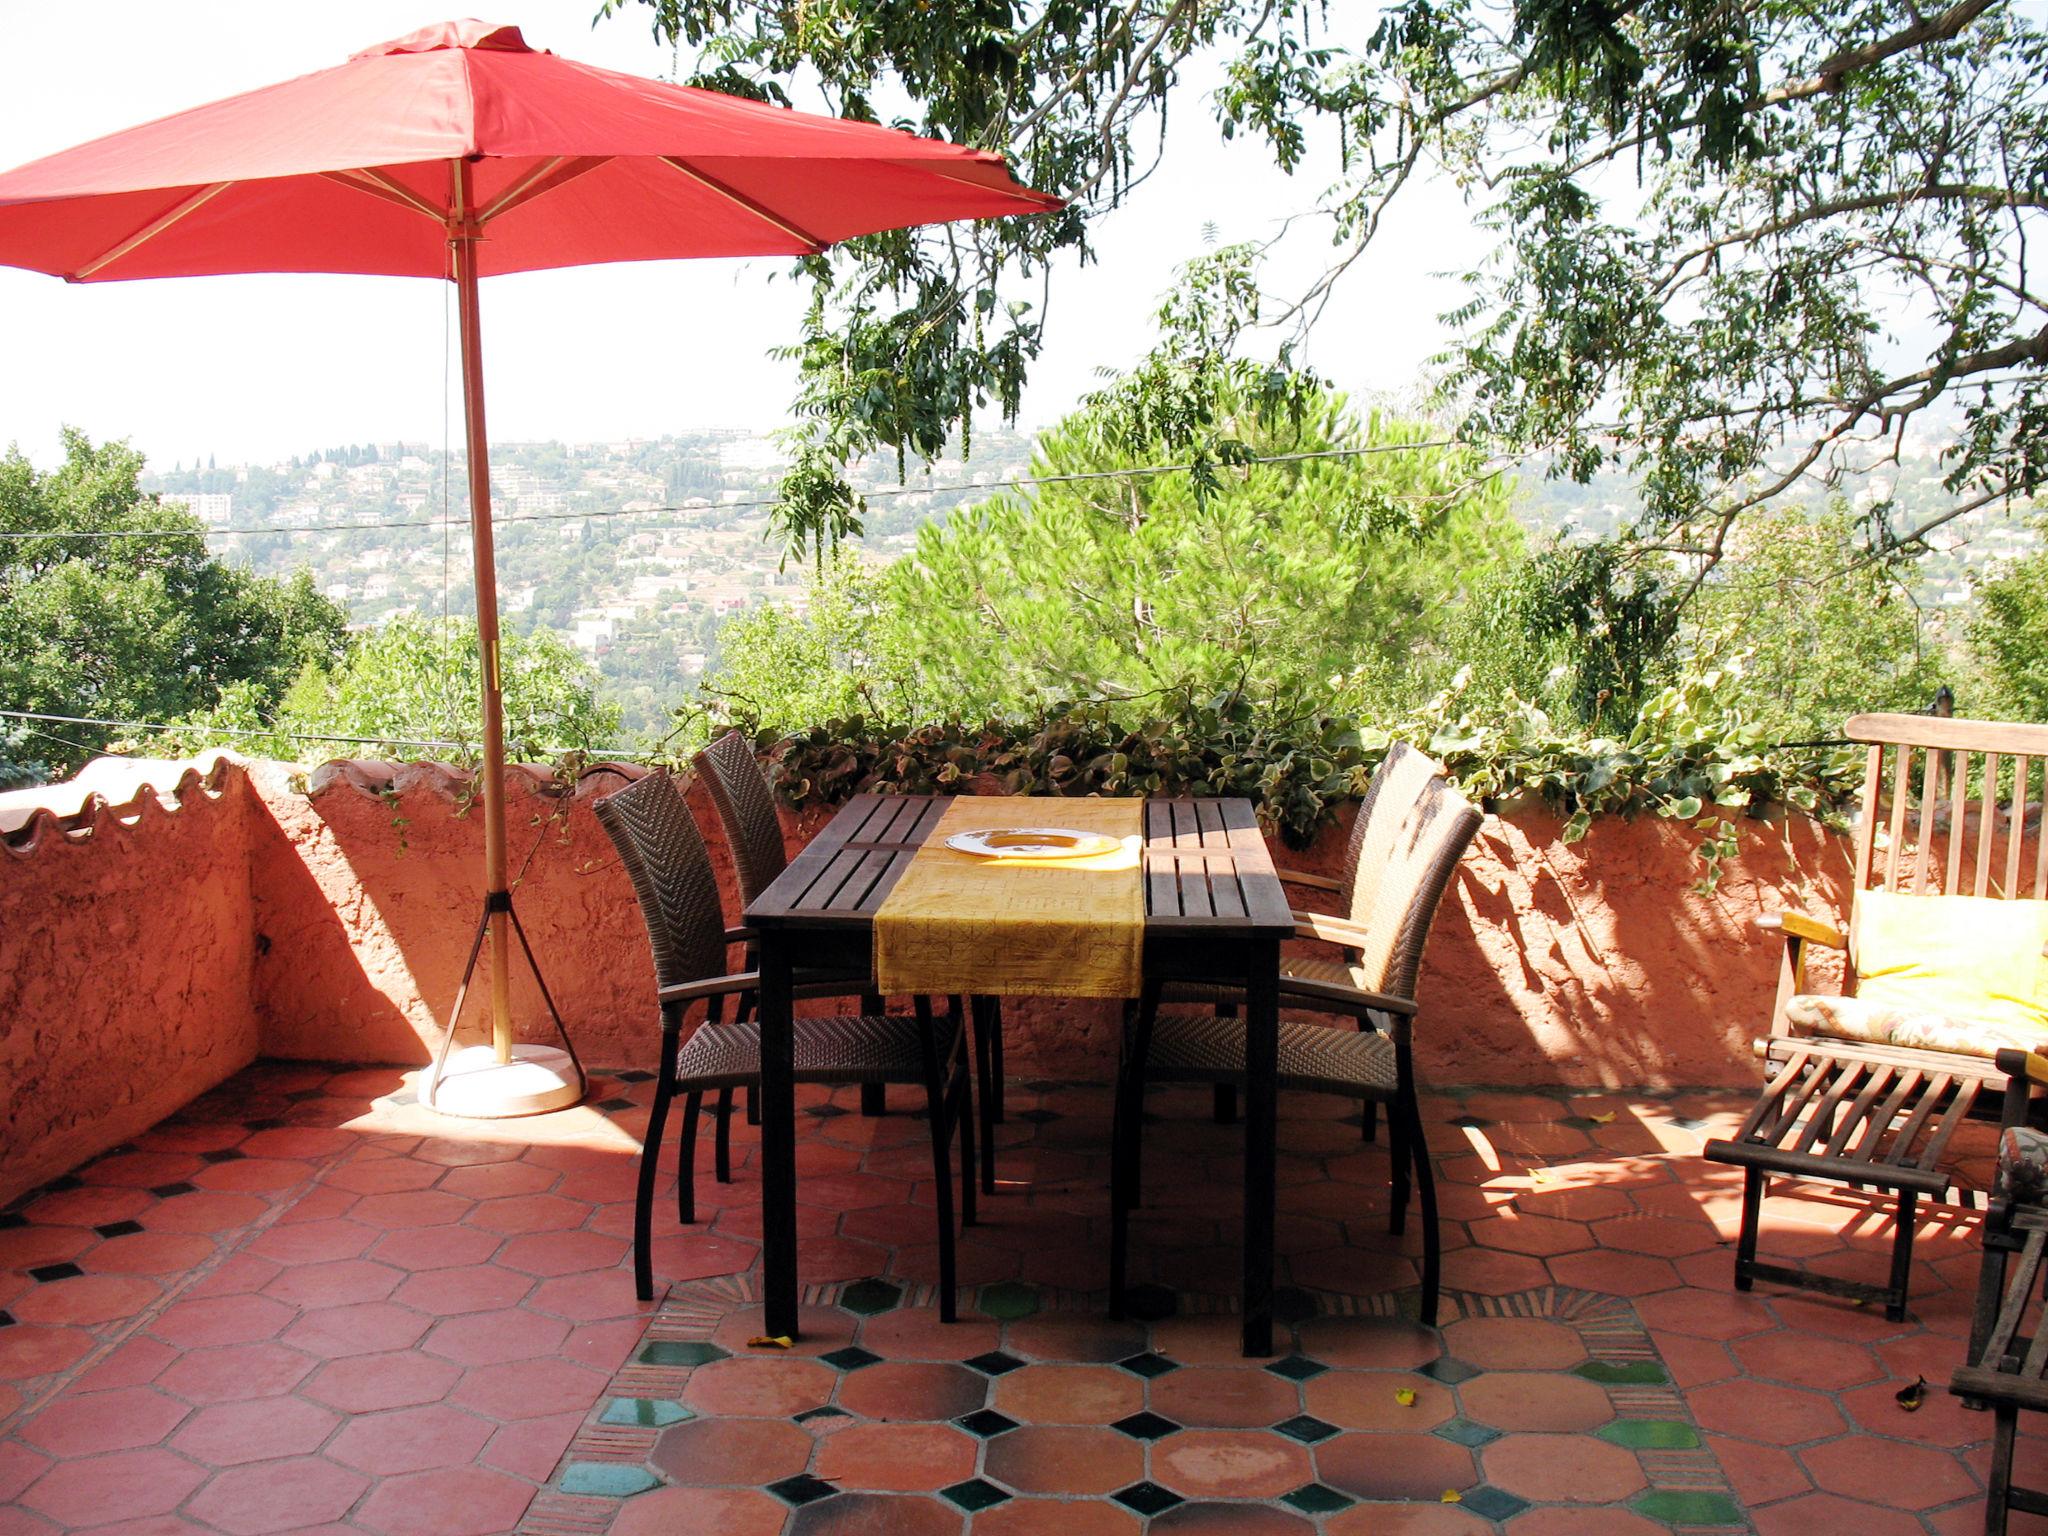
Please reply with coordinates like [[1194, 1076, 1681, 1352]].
[[1589, 1111, 1617, 1124], [748, 1335, 794, 1350], [1895, 1375, 1926, 1412], [1440, 1490, 1463, 1503], [1395, 1388, 1417, 1407]]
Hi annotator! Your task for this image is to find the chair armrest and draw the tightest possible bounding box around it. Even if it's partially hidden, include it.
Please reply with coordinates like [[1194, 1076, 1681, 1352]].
[[1757, 911, 1845, 949], [724, 925, 756, 947], [1279, 870, 1345, 894], [659, 972, 758, 1005], [1291, 910, 1373, 948], [658, 972, 879, 1007], [1997, 1049, 2048, 1092], [1281, 972, 1418, 1018]]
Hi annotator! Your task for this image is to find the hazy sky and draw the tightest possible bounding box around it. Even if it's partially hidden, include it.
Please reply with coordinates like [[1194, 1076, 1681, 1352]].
[[0, 3, 1485, 471]]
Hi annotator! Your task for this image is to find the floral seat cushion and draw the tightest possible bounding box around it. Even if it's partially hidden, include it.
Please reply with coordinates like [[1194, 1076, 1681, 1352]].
[[1784, 993, 2048, 1059], [2000, 1126, 2048, 1206]]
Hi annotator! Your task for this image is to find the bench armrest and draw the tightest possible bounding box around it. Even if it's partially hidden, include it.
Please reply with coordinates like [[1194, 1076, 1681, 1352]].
[[1758, 911, 1845, 949], [1279, 870, 1344, 894], [1292, 910, 1373, 948]]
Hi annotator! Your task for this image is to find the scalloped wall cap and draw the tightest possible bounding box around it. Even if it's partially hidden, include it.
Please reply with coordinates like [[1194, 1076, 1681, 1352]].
[[0, 749, 241, 838]]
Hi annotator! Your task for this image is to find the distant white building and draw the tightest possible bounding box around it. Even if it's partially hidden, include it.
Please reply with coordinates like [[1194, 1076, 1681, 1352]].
[[163, 492, 233, 524]]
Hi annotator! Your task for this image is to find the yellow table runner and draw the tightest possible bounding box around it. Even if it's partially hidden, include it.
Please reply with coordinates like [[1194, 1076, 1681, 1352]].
[[874, 797, 1145, 999]]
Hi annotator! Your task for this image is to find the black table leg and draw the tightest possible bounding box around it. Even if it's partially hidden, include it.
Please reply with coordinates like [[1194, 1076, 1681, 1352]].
[[758, 928, 800, 1339], [1242, 937, 1280, 1357]]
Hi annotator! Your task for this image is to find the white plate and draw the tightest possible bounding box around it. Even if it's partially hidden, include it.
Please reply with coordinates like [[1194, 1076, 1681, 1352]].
[[944, 827, 1120, 859]]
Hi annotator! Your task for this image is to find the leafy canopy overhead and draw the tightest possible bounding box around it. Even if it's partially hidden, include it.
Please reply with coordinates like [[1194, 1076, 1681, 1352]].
[[604, 0, 2047, 573]]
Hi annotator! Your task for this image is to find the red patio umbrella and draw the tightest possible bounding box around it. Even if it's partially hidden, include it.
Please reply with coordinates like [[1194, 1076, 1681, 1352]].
[[0, 18, 1059, 1117]]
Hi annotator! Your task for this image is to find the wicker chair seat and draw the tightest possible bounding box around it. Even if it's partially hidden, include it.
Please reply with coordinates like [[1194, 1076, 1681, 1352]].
[[676, 1013, 929, 1088], [1161, 954, 1367, 1010], [1145, 1009, 1398, 1097]]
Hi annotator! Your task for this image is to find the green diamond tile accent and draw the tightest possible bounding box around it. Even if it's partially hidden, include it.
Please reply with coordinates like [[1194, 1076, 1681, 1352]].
[[1272, 1414, 1340, 1445], [1433, 1417, 1501, 1448], [1112, 1482, 1184, 1517], [839, 1278, 903, 1316], [1459, 1486, 1530, 1521], [1421, 1357, 1480, 1385], [1265, 1355, 1327, 1382], [599, 1397, 693, 1428], [978, 1281, 1041, 1321], [1632, 1491, 1743, 1525], [1281, 1483, 1354, 1515], [767, 1474, 837, 1507], [1575, 1360, 1669, 1386], [637, 1341, 729, 1368], [1598, 1418, 1700, 1450], [941, 1478, 1012, 1512], [1117, 1352, 1180, 1379], [558, 1462, 660, 1497], [820, 1346, 882, 1372], [959, 1409, 1020, 1438]]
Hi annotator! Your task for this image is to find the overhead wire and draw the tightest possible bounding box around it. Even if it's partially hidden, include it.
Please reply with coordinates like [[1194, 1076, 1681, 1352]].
[[0, 441, 1460, 543]]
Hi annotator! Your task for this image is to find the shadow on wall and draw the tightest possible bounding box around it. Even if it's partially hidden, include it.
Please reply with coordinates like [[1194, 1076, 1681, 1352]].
[[247, 759, 668, 1069], [1420, 809, 1854, 1089]]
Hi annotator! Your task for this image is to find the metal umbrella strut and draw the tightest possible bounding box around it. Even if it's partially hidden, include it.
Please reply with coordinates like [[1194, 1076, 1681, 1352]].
[[0, 19, 1059, 1117]]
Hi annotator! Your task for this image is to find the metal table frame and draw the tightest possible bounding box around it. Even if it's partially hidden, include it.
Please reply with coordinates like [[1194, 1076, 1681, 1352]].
[[745, 793, 1294, 1355]]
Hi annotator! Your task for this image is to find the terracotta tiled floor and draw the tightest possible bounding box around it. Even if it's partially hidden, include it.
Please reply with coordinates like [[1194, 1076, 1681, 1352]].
[[0, 1062, 2041, 1533]]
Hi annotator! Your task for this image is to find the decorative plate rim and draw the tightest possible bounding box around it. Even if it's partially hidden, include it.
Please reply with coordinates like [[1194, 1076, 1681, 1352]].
[[944, 827, 1121, 859]]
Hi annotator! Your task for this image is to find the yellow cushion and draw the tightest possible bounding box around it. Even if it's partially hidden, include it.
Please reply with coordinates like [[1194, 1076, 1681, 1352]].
[[1852, 889, 2048, 1041]]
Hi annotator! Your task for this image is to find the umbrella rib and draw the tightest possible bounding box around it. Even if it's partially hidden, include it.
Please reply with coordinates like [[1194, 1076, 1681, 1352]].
[[476, 155, 613, 225], [917, 164, 1062, 208], [657, 157, 825, 252], [321, 169, 446, 223], [72, 182, 233, 279]]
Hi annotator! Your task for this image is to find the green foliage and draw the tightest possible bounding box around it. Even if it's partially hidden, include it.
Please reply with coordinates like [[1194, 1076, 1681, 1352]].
[[166, 616, 621, 767], [605, 0, 2046, 572], [702, 252, 1521, 733], [1443, 541, 1681, 733], [1686, 506, 1953, 739], [753, 660, 1863, 878], [0, 429, 347, 779], [1970, 519, 2048, 721]]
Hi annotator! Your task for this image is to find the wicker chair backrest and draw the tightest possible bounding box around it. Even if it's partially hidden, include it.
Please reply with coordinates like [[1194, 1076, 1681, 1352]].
[[1339, 742, 1484, 1000], [694, 730, 788, 908], [593, 770, 727, 997]]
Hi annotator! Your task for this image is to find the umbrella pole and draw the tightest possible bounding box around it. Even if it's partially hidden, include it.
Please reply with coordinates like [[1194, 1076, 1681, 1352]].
[[421, 188, 583, 1118], [454, 229, 516, 1067]]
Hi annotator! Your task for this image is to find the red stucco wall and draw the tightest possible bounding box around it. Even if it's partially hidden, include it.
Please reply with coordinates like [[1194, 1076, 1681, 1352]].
[[1, 760, 262, 1206], [1, 753, 1855, 1203]]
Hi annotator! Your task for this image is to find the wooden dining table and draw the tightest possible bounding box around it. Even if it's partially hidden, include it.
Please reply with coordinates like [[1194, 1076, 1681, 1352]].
[[744, 792, 1295, 1356]]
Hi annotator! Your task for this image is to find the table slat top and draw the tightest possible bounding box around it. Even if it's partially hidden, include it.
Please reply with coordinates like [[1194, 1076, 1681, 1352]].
[[746, 793, 1292, 937]]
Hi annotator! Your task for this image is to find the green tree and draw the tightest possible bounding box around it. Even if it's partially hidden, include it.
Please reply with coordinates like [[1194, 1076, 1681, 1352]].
[[704, 251, 1520, 732], [0, 429, 346, 778], [178, 616, 622, 765], [607, 0, 2047, 570], [1970, 521, 2048, 720], [1684, 506, 1953, 738]]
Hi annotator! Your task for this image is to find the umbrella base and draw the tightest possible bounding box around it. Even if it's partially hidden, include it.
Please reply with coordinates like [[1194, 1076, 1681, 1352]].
[[422, 1043, 583, 1119]]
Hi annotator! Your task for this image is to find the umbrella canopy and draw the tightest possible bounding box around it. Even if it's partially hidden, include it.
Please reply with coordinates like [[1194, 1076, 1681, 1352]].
[[0, 18, 1058, 279], [0, 19, 1058, 1116]]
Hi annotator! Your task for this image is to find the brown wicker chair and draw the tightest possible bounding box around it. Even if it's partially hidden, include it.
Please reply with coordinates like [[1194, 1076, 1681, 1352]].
[[1109, 743, 1483, 1327], [691, 730, 882, 1169], [695, 730, 1006, 1194], [595, 769, 977, 1315]]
